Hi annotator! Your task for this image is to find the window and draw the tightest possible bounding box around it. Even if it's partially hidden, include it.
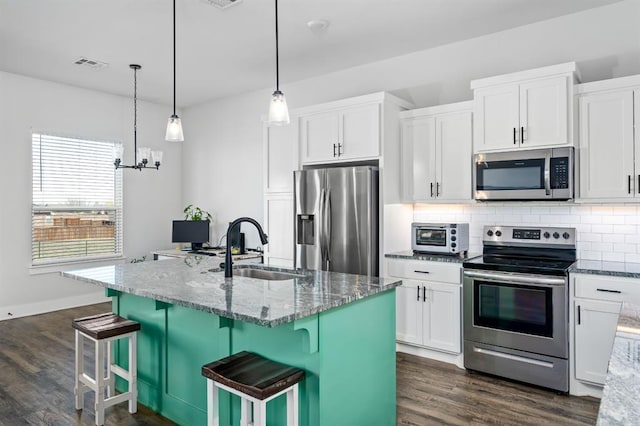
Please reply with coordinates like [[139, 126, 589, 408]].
[[32, 133, 123, 265]]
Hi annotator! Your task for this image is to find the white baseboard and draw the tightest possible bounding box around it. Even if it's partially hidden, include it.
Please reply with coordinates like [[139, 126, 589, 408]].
[[0, 291, 109, 321], [397, 342, 465, 369]]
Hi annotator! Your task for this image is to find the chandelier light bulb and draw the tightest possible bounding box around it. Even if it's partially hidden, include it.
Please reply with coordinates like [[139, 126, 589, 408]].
[[268, 90, 290, 126], [165, 115, 184, 142]]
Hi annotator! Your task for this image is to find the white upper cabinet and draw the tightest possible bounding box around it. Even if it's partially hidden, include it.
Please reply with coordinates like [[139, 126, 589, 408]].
[[264, 117, 299, 193], [471, 62, 577, 153], [576, 75, 640, 201], [400, 102, 472, 202], [301, 103, 380, 164]]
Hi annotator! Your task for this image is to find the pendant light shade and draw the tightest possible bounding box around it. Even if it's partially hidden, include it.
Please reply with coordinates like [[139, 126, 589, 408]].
[[268, 90, 290, 125], [165, 114, 184, 141], [267, 0, 290, 126], [166, 0, 184, 141]]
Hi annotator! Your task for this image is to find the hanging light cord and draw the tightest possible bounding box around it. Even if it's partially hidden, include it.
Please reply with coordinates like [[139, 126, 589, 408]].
[[275, 0, 280, 92], [173, 0, 177, 116], [133, 66, 138, 165]]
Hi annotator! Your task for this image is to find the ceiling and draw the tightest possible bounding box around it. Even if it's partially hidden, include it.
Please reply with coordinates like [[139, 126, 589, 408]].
[[0, 0, 623, 107]]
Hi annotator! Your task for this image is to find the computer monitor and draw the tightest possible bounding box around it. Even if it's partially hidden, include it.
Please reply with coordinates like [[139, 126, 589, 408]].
[[171, 220, 209, 250]]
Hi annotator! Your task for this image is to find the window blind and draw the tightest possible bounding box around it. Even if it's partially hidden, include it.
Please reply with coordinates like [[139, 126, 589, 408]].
[[32, 133, 123, 264]]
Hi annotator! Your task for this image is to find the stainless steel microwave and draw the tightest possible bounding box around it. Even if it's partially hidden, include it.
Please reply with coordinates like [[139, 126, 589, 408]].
[[474, 147, 574, 201], [412, 223, 469, 255]]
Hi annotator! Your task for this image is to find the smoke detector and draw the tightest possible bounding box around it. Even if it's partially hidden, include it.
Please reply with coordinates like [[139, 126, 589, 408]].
[[202, 0, 242, 10], [74, 57, 109, 69]]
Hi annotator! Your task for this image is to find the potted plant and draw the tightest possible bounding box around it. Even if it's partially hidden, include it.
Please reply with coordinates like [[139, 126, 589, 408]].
[[183, 204, 212, 222]]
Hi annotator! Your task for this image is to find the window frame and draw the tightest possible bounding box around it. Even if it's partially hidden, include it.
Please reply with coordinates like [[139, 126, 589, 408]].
[[30, 132, 124, 268]]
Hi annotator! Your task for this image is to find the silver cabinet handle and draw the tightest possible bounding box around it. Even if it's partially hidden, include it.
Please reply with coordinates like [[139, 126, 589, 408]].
[[436, 182, 440, 197], [521, 126, 525, 143], [417, 286, 420, 301], [414, 270, 431, 274], [513, 127, 517, 144], [422, 286, 427, 302], [430, 182, 434, 197], [333, 144, 337, 157]]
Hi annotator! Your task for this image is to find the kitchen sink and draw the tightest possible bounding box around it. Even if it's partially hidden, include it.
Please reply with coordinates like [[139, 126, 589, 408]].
[[233, 268, 305, 281]]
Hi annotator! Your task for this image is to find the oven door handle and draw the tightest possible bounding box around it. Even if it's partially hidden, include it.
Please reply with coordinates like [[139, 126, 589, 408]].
[[463, 270, 566, 286]]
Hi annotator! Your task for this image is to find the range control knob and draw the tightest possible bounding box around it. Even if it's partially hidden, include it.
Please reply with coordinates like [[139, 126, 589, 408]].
[[553, 232, 560, 239], [495, 230, 502, 237], [451, 242, 457, 248], [487, 230, 494, 237], [563, 232, 571, 240], [451, 229, 457, 235], [543, 232, 550, 239], [451, 236, 457, 242]]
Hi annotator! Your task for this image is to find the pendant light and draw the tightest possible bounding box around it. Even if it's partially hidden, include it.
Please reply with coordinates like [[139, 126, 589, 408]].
[[114, 64, 162, 171], [165, 0, 184, 141], [267, 0, 290, 126]]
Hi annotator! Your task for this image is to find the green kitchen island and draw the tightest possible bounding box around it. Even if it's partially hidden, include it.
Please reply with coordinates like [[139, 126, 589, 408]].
[[62, 256, 401, 426]]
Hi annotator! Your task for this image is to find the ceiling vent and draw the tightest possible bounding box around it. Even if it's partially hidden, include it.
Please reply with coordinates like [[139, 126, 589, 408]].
[[202, 0, 242, 10], [74, 57, 109, 69]]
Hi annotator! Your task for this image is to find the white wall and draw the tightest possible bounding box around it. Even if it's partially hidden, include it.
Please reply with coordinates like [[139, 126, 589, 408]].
[[182, 0, 640, 248], [0, 71, 183, 319]]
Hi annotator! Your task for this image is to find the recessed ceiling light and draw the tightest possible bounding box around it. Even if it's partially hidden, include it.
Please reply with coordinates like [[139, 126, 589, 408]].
[[307, 19, 330, 33]]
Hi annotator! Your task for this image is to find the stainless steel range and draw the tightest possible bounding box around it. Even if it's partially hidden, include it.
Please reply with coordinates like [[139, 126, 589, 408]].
[[462, 225, 576, 392]]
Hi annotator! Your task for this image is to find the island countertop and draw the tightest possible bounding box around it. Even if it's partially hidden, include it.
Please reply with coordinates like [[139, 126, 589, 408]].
[[62, 258, 401, 328]]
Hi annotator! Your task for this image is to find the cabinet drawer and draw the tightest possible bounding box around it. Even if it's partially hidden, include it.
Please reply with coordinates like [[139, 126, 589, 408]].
[[574, 274, 640, 302], [387, 259, 461, 284]]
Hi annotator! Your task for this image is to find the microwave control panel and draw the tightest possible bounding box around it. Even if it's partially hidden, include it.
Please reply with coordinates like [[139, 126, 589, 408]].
[[550, 157, 570, 189]]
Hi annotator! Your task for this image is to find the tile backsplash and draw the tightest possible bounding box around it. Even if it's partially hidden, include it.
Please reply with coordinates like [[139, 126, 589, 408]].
[[413, 203, 640, 262]]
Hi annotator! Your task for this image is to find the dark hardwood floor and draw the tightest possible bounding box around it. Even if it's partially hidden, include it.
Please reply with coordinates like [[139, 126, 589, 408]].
[[0, 303, 600, 425]]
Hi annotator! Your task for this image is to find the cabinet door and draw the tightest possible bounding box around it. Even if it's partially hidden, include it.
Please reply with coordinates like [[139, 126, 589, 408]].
[[574, 298, 621, 385], [340, 104, 380, 160], [263, 194, 293, 267], [579, 91, 634, 199], [264, 119, 298, 193], [635, 89, 640, 196], [435, 112, 472, 201], [396, 280, 422, 345], [519, 76, 569, 148], [408, 116, 436, 201], [301, 111, 339, 163], [473, 84, 519, 152], [423, 282, 461, 353]]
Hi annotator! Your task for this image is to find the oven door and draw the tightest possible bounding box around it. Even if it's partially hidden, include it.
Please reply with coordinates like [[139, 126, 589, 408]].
[[463, 269, 568, 358], [475, 151, 550, 200], [412, 226, 449, 253]]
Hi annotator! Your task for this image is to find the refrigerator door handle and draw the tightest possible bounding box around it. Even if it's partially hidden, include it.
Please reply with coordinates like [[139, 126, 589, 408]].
[[319, 188, 327, 263], [325, 189, 332, 264]]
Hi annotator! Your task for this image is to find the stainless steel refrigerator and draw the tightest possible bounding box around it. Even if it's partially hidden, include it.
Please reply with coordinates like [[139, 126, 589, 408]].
[[294, 166, 379, 276]]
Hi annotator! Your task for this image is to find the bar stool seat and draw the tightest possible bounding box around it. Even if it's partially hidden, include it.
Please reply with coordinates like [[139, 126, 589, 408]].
[[202, 351, 305, 426], [73, 313, 140, 426]]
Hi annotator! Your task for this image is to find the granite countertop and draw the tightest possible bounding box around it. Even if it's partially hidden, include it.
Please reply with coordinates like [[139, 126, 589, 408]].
[[597, 302, 640, 425], [385, 250, 481, 264], [569, 260, 640, 279], [61, 258, 401, 328], [153, 247, 262, 261]]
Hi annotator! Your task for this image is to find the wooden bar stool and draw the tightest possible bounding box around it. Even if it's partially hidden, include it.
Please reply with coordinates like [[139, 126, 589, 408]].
[[202, 351, 305, 426], [72, 313, 141, 426]]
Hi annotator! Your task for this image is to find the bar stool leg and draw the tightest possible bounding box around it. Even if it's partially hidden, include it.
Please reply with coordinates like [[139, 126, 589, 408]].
[[74, 330, 84, 410], [128, 333, 138, 413], [207, 380, 219, 426], [253, 400, 267, 426], [240, 398, 251, 426], [287, 383, 299, 426], [94, 339, 105, 426], [106, 340, 113, 398]]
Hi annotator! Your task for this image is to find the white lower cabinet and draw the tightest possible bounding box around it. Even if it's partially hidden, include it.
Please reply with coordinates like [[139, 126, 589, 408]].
[[574, 298, 621, 385], [571, 273, 640, 396], [390, 259, 461, 354]]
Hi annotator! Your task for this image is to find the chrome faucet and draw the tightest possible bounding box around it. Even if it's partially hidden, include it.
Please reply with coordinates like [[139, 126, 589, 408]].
[[224, 217, 269, 278]]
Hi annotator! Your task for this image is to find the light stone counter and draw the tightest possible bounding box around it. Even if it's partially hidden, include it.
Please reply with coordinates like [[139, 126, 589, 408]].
[[570, 260, 640, 279], [597, 302, 640, 425], [62, 258, 401, 327]]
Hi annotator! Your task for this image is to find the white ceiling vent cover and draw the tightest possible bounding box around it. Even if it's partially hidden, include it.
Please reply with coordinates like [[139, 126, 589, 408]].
[[74, 57, 109, 69], [202, 0, 242, 10]]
